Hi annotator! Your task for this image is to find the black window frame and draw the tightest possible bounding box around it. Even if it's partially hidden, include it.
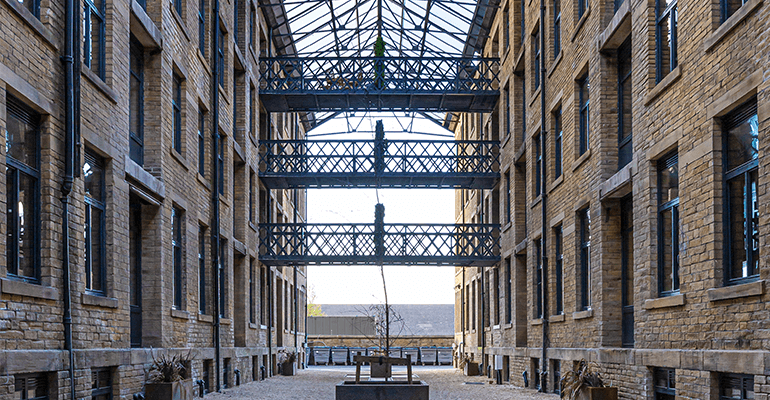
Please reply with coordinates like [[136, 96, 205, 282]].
[[173, 73, 183, 154], [249, 169, 256, 223], [722, 98, 759, 285], [654, 368, 676, 400], [249, 4, 256, 51], [617, 38, 633, 169], [260, 266, 267, 325], [91, 368, 113, 400], [520, 0, 526, 45], [84, 150, 107, 296], [84, 0, 106, 79], [657, 152, 680, 296], [554, 107, 563, 178], [22, 0, 41, 19], [533, 28, 541, 90], [233, 0, 240, 45], [129, 36, 145, 166], [219, 239, 227, 318], [534, 133, 542, 196], [249, 258, 256, 324], [493, 266, 500, 325], [554, 225, 563, 315], [14, 373, 49, 400], [503, 6, 510, 51], [504, 170, 512, 224], [198, 224, 206, 314], [250, 85, 256, 136], [578, 207, 591, 310], [218, 135, 225, 194], [5, 95, 42, 284], [722, 0, 748, 22], [655, 0, 678, 83], [520, 75, 527, 144], [720, 373, 754, 400], [505, 84, 511, 139], [218, 26, 226, 87], [535, 238, 543, 319], [173, 0, 182, 18], [577, 0, 586, 18], [578, 74, 590, 155], [553, 0, 561, 57], [198, 0, 205, 54], [198, 107, 206, 176], [172, 206, 184, 309], [620, 195, 635, 347], [505, 257, 512, 324]]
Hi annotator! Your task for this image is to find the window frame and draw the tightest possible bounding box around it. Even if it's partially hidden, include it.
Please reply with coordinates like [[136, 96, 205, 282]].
[[84, 150, 107, 295], [91, 368, 113, 400], [535, 238, 543, 318], [198, 0, 205, 54], [657, 151, 680, 296], [249, 258, 256, 324], [83, 0, 107, 79], [578, 207, 591, 310], [654, 368, 676, 400], [655, 0, 678, 83], [172, 206, 184, 309], [554, 107, 563, 178], [553, 0, 561, 57], [198, 225, 207, 314], [578, 74, 590, 155], [15, 373, 49, 400], [534, 133, 542, 196], [129, 36, 145, 166], [721, 0, 748, 22], [719, 373, 754, 400], [198, 107, 206, 176], [505, 257, 512, 324], [218, 135, 225, 194], [533, 28, 541, 90], [173, 73, 183, 154], [554, 225, 564, 314], [6, 95, 42, 284], [218, 26, 226, 87], [577, 0, 587, 19], [617, 39, 633, 169]]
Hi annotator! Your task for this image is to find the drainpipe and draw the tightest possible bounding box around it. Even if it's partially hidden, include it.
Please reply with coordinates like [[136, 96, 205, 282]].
[[293, 185, 299, 366], [62, 0, 80, 395], [211, 0, 222, 390], [539, 0, 549, 391]]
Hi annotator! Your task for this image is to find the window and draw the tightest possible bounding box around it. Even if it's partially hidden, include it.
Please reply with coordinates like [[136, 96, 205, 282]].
[[6, 96, 41, 283], [520, 0, 526, 45], [578, 74, 590, 155], [203, 360, 212, 393], [505, 257, 512, 324], [722, 0, 748, 21], [503, 6, 510, 51], [249, 4, 256, 50], [552, 360, 561, 394], [233, 0, 239, 45], [249, 170, 256, 222], [130, 37, 145, 165], [218, 135, 225, 194], [493, 267, 500, 325], [720, 374, 754, 400], [504, 171, 512, 224], [172, 206, 184, 309], [534, 133, 542, 196], [533, 29, 541, 90], [84, 151, 106, 295], [91, 368, 112, 400], [198, 107, 206, 176], [198, 0, 205, 54], [233, 71, 239, 137], [618, 38, 633, 169], [173, 0, 182, 17], [260, 266, 267, 324], [219, 239, 226, 317], [655, 0, 677, 82], [657, 152, 679, 295], [173, 73, 183, 154], [84, 0, 106, 79], [533, 358, 541, 390], [554, 226, 563, 314], [471, 280, 476, 330], [250, 85, 256, 136], [15, 373, 48, 400], [249, 259, 256, 324], [21, 0, 40, 18], [554, 107, 563, 178], [504, 84, 511, 138], [519, 75, 527, 143], [723, 98, 759, 284], [553, 0, 561, 57], [653, 368, 675, 400], [535, 238, 543, 318], [199, 225, 206, 314], [620, 196, 634, 347], [218, 26, 226, 87], [578, 207, 591, 310], [577, 0, 586, 18]]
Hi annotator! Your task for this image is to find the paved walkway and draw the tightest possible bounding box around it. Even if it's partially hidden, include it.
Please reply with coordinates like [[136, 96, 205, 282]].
[[207, 366, 560, 399]]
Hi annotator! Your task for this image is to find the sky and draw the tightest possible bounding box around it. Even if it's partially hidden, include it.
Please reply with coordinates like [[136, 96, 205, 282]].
[[305, 113, 456, 305]]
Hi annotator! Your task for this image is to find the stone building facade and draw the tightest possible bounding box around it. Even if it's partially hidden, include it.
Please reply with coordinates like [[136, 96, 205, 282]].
[[454, 0, 770, 397], [0, 0, 306, 396]]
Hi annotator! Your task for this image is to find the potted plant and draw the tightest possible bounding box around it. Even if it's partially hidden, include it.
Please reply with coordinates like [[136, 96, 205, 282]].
[[560, 359, 618, 400], [278, 349, 296, 376], [145, 351, 194, 400]]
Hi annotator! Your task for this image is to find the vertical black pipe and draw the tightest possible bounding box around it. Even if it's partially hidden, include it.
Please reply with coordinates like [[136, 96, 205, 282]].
[[539, 0, 549, 391], [211, 0, 222, 390], [62, 0, 79, 394]]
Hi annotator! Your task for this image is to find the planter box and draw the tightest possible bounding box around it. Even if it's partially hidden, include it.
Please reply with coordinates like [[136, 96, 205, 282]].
[[464, 362, 479, 376], [336, 381, 429, 400], [281, 362, 295, 376], [370, 361, 392, 378], [579, 387, 618, 400], [145, 379, 193, 400]]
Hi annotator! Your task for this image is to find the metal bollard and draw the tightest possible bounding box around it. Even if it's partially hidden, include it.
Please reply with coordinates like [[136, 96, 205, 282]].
[[195, 379, 205, 397], [234, 369, 241, 386]]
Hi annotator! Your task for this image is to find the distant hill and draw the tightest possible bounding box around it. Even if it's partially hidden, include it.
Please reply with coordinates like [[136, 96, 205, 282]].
[[318, 304, 454, 336]]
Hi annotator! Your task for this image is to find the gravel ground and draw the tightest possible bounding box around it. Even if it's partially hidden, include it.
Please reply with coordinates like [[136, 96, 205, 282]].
[[207, 366, 560, 399]]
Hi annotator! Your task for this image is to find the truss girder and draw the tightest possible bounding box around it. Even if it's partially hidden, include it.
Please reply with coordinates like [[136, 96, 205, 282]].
[[259, 56, 500, 112], [259, 223, 500, 266], [259, 139, 500, 189]]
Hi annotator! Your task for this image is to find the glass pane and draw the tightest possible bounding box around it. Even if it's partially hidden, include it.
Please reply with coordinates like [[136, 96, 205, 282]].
[[6, 111, 38, 167], [659, 158, 678, 204], [18, 172, 36, 279], [83, 157, 103, 201], [90, 13, 102, 75], [90, 207, 103, 292], [726, 114, 759, 172], [660, 209, 673, 292], [728, 175, 747, 280]]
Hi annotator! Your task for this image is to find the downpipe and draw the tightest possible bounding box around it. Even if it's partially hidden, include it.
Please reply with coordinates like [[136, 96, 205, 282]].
[[211, 0, 222, 390], [539, 0, 549, 391]]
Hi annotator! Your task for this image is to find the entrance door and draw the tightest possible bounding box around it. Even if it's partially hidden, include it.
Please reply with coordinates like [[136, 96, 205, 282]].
[[129, 196, 142, 347], [620, 196, 634, 347], [276, 279, 283, 346]]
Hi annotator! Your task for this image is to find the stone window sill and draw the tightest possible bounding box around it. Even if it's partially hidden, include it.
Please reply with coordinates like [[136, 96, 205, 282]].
[[170, 147, 190, 171], [708, 280, 764, 302], [572, 149, 592, 172], [514, 141, 527, 161], [220, 318, 232, 325], [501, 133, 512, 149], [197, 173, 212, 191], [572, 309, 593, 320], [249, 221, 258, 232], [249, 322, 259, 329], [198, 313, 214, 323], [81, 65, 118, 104], [514, 239, 527, 255], [547, 51, 563, 78], [643, 293, 685, 309], [530, 195, 542, 209], [502, 221, 513, 233], [171, 309, 190, 320], [0, 0, 58, 50], [704, 0, 763, 52], [0, 278, 59, 301], [82, 293, 118, 308], [644, 65, 682, 106], [197, 49, 211, 76], [549, 314, 565, 323], [528, 87, 542, 109], [548, 175, 564, 193], [531, 318, 543, 326]]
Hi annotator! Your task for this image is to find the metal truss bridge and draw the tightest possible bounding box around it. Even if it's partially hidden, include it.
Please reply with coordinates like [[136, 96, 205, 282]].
[[259, 138, 500, 189], [259, 57, 500, 113]]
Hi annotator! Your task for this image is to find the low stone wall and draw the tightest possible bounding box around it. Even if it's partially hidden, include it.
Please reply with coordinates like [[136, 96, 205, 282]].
[[307, 335, 454, 348]]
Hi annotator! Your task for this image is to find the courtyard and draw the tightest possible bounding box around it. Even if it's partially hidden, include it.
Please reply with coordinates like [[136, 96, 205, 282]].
[[206, 366, 559, 400]]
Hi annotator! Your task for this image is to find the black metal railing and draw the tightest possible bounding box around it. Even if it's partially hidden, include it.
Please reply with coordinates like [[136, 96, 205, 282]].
[[258, 223, 499, 266]]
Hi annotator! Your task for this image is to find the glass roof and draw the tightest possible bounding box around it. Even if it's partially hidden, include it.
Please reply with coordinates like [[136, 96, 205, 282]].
[[272, 0, 481, 58]]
